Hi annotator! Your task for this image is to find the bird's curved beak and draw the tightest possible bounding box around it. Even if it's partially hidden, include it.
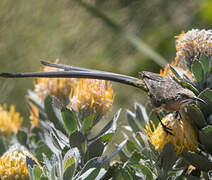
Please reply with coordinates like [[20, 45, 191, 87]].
[[192, 97, 207, 104]]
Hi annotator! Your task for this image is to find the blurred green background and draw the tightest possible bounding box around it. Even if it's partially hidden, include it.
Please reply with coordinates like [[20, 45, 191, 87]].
[[0, 0, 211, 127]]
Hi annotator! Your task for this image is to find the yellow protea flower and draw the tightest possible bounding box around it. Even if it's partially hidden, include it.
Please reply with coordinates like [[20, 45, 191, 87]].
[[69, 79, 115, 120], [145, 114, 198, 155], [0, 144, 41, 180], [34, 59, 77, 100], [29, 102, 39, 128], [160, 58, 194, 82], [175, 29, 212, 68], [0, 104, 23, 137]]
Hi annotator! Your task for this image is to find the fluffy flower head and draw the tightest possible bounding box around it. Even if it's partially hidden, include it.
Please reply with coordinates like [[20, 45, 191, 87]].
[[0, 145, 41, 180], [69, 79, 115, 119], [0, 104, 23, 137], [34, 59, 77, 100], [145, 114, 198, 155], [176, 29, 212, 68]]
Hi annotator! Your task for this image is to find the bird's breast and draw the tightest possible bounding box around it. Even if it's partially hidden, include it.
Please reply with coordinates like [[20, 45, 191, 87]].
[[160, 100, 182, 112]]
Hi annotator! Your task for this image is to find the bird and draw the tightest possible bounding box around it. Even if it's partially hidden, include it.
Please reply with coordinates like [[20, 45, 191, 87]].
[[0, 61, 205, 134]]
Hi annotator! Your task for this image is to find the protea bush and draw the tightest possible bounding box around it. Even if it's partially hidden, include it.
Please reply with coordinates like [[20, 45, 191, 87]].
[[120, 29, 212, 179], [0, 29, 211, 180]]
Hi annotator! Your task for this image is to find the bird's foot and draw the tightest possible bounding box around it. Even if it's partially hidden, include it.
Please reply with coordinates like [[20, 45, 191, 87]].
[[161, 122, 173, 135], [156, 114, 173, 135], [173, 111, 181, 120]]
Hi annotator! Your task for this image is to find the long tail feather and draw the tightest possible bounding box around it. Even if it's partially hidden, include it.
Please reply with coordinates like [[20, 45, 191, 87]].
[[41, 61, 101, 72], [0, 70, 147, 91]]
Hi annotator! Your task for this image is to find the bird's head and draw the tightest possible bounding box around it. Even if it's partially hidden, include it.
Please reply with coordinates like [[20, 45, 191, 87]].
[[178, 89, 206, 107]]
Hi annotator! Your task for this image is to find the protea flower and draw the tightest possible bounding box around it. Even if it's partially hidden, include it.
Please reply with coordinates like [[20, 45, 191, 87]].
[[0, 145, 41, 180], [0, 104, 23, 137], [176, 29, 212, 69], [145, 113, 198, 155], [68, 78, 115, 123], [33, 59, 77, 101]]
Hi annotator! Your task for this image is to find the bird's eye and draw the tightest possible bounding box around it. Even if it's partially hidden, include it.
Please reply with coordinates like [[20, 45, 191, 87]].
[[178, 93, 188, 99], [182, 94, 189, 99]]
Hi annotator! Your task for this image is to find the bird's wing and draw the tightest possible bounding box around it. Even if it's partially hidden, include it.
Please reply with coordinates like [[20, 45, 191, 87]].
[[41, 61, 103, 73], [139, 71, 168, 82]]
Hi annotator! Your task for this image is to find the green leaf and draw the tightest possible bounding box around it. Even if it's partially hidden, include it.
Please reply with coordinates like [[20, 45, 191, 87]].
[[63, 148, 80, 180], [69, 131, 86, 156], [199, 125, 212, 153], [96, 169, 107, 179], [63, 165, 75, 180], [33, 166, 43, 180], [40, 177, 49, 180], [168, 65, 199, 94], [61, 107, 78, 134], [197, 89, 212, 117], [44, 96, 58, 123], [147, 140, 159, 159], [42, 154, 52, 173], [201, 125, 212, 134], [79, 157, 102, 179], [169, 65, 183, 80], [0, 137, 6, 156], [26, 156, 42, 179], [82, 113, 95, 135], [28, 166, 34, 180], [138, 164, 154, 180], [51, 166, 56, 180], [173, 158, 188, 169], [50, 130, 63, 151], [182, 151, 212, 171], [16, 130, 27, 146], [200, 54, 210, 76], [191, 60, 204, 84], [167, 169, 184, 179], [119, 149, 129, 162], [130, 151, 143, 164], [103, 139, 127, 164], [78, 168, 97, 180], [50, 125, 69, 147], [135, 103, 148, 127], [141, 147, 152, 160], [182, 104, 206, 130], [44, 132, 60, 154], [159, 142, 176, 176], [180, 80, 199, 95], [126, 110, 141, 133], [88, 109, 121, 142], [44, 96, 65, 134], [148, 111, 159, 128], [135, 132, 145, 148], [30, 128, 42, 143], [64, 156, 75, 172], [100, 133, 114, 143], [100, 162, 120, 180], [35, 144, 53, 161], [80, 157, 102, 174], [85, 139, 104, 161], [120, 168, 134, 180], [124, 165, 142, 180], [126, 140, 139, 153]]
